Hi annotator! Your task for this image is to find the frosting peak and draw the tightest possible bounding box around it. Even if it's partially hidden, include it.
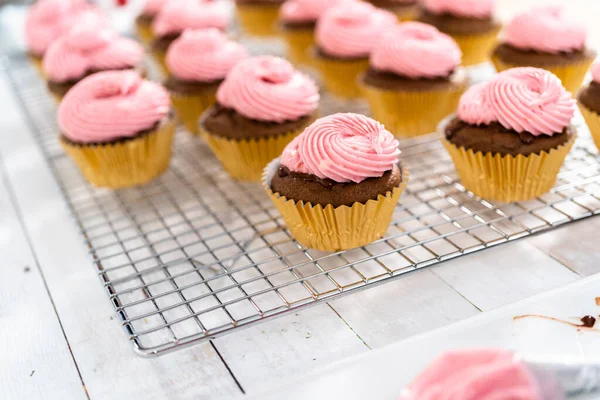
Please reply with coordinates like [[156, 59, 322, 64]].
[[152, 0, 230, 38], [457, 82, 495, 125], [281, 113, 400, 183], [166, 29, 248, 82], [58, 71, 171, 143], [280, 0, 351, 23], [316, 1, 397, 58], [370, 22, 461, 79], [421, 0, 495, 19], [592, 63, 600, 84], [504, 7, 587, 54], [216, 56, 319, 123]]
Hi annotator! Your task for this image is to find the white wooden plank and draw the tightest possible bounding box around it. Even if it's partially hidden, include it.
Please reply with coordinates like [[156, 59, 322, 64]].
[[0, 162, 87, 400], [433, 241, 580, 310]]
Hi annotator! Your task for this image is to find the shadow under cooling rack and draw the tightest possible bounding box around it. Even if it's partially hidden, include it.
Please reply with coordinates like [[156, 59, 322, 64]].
[[7, 55, 600, 357]]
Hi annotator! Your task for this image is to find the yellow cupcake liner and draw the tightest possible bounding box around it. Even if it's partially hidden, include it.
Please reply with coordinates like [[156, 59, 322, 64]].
[[151, 48, 169, 77], [29, 54, 44, 78], [492, 54, 595, 95], [442, 134, 575, 202], [393, 5, 418, 21], [236, 3, 281, 37], [135, 20, 154, 46], [60, 119, 176, 189], [282, 28, 315, 66], [263, 159, 409, 251], [579, 104, 600, 151], [450, 28, 501, 67], [360, 77, 467, 138], [170, 88, 218, 135], [313, 55, 369, 99]]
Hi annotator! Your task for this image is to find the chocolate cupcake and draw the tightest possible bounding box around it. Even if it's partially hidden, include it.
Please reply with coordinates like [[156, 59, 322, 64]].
[[443, 67, 576, 202], [165, 29, 248, 135], [200, 56, 319, 181], [359, 22, 468, 137], [313, 1, 397, 99], [264, 113, 408, 251], [43, 27, 145, 101], [492, 6, 596, 94], [135, 0, 167, 45], [365, 0, 418, 21], [418, 0, 500, 66], [578, 63, 600, 151], [236, 0, 285, 37]]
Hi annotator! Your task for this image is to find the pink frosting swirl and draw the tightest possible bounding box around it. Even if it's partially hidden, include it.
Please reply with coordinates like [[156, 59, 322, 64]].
[[421, 0, 495, 19], [216, 56, 319, 123], [315, 1, 397, 58], [166, 29, 248, 82], [25, 0, 106, 56], [152, 0, 230, 38], [58, 71, 171, 143], [457, 83, 495, 125], [143, 0, 167, 17], [592, 63, 600, 84], [280, 113, 400, 183], [370, 22, 461, 79], [504, 7, 587, 54], [279, 0, 350, 23], [43, 27, 144, 83]]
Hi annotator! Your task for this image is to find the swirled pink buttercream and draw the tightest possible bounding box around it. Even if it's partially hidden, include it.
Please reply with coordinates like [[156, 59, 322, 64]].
[[25, 0, 106, 56], [280, 0, 350, 23], [216, 56, 319, 122], [143, 0, 167, 17], [370, 22, 461, 79], [43, 27, 144, 83], [592, 63, 600, 84], [280, 113, 400, 183], [457, 83, 495, 125], [315, 1, 397, 58], [504, 7, 586, 54], [152, 0, 230, 38], [166, 29, 248, 82], [58, 71, 171, 143], [421, 0, 495, 19]]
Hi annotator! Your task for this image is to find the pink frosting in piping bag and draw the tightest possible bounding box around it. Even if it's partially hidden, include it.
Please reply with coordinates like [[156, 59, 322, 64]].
[[43, 27, 144, 83], [216, 56, 319, 123], [279, 0, 352, 24], [316, 1, 397, 58], [592, 63, 600, 84], [142, 0, 167, 17], [421, 0, 495, 19], [280, 113, 400, 183], [166, 29, 248, 82], [504, 7, 587, 54], [152, 0, 230, 38], [400, 349, 542, 400], [58, 71, 171, 143], [370, 22, 461, 79]]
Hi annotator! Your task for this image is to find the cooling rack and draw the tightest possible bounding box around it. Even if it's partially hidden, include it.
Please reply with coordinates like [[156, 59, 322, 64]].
[[6, 51, 600, 357]]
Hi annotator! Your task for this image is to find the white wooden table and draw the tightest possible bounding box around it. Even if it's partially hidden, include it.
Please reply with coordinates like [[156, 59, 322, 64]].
[[2, 1, 600, 399]]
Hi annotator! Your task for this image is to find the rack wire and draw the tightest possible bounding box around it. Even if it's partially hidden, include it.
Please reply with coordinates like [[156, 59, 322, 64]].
[[6, 51, 600, 357]]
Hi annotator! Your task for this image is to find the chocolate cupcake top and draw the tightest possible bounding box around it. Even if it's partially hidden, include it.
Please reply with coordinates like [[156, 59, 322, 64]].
[[166, 29, 248, 83], [503, 6, 587, 54], [370, 22, 461, 79], [43, 27, 144, 84], [578, 63, 600, 114], [279, 0, 348, 24], [315, 1, 397, 59], [421, 0, 495, 19], [216, 56, 319, 123], [152, 0, 230, 39], [58, 71, 171, 144]]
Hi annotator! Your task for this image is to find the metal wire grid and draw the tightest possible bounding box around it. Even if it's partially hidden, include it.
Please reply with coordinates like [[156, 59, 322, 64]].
[[7, 53, 600, 356]]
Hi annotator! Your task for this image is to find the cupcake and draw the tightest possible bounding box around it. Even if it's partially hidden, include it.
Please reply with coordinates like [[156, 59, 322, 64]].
[[418, 0, 500, 66], [58, 71, 175, 189], [313, 1, 397, 99], [151, 0, 230, 75], [135, 0, 167, 45], [492, 7, 596, 94], [165, 29, 248, 135], [24, 0, 106, 75], [236, 0, 285, 37], [359, 22, 468, 137], [278, 0, 348, 66], [200, 56, 319, 181], [264, 113, 407, 251], [578, 63, 600, 151], [43, 27, 145, 101], [365, 0, 418, 21], [443, 67, 576, 202]]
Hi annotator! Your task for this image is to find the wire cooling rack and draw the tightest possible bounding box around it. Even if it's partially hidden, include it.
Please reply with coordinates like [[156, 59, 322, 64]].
[[6, 51, 600, 357]]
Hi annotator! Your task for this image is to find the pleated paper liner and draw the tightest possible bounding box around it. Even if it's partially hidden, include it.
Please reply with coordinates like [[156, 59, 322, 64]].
[[442, 135, 575, 202], [135, 20, 154, 46], [312, 53, 369, 99], [359, 73, 467, 138], [170, 87, 218, 135], [263, 159, 409, 252], [450, 27, 501, 67], [579, 104, 600, 151], [492, 55, 595, 95], [60, 118, 176, 189], [282, 28, 315, 66], [151, 49, 169, 76], [393, 5, 418, 21], [29, 54, 44, 78], [236, 3, 281, 37]]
